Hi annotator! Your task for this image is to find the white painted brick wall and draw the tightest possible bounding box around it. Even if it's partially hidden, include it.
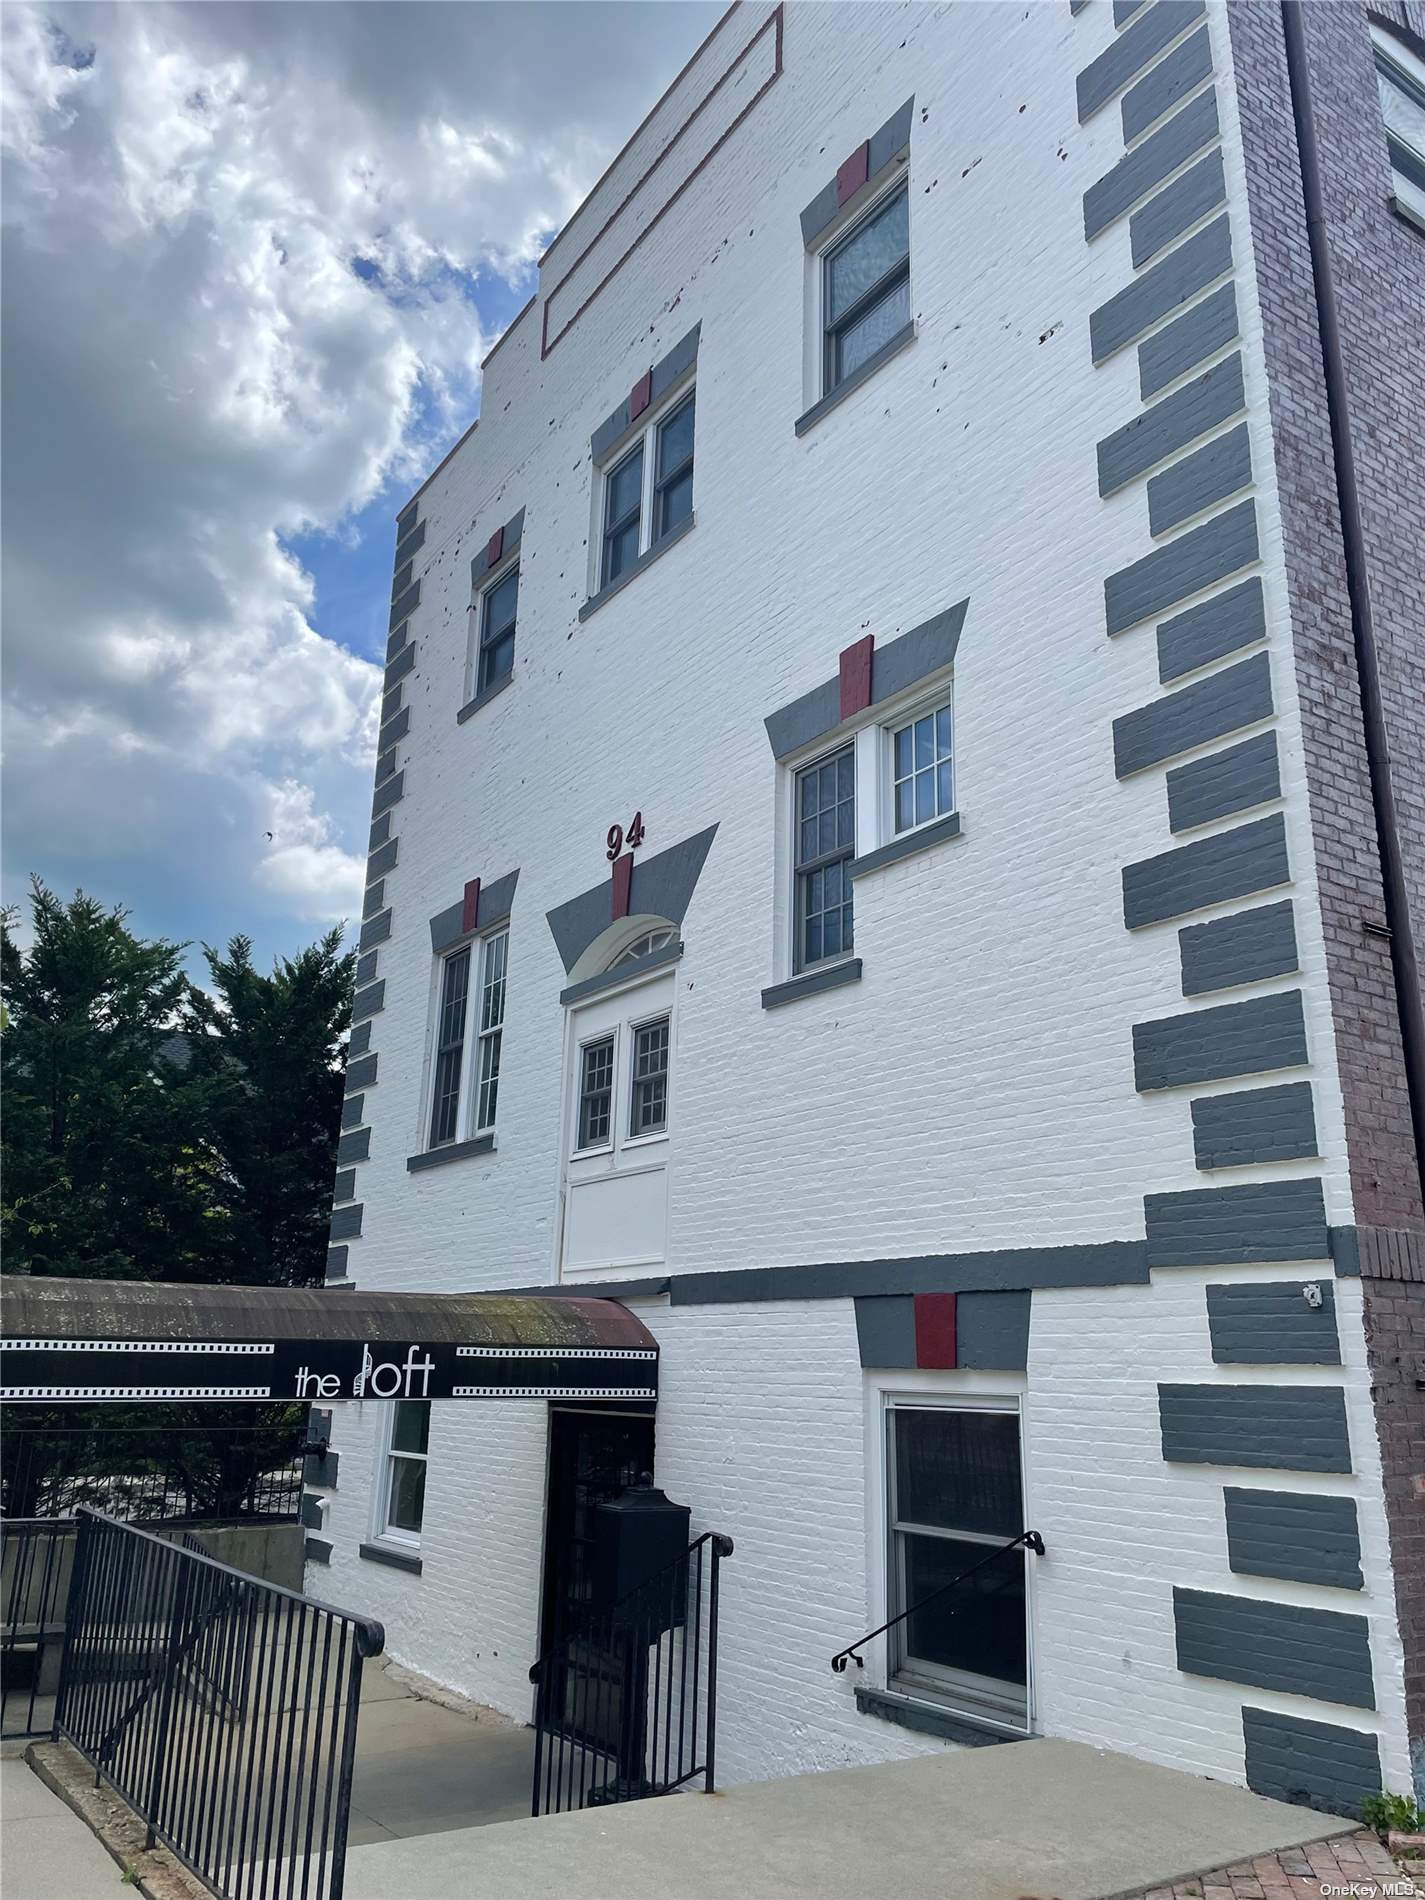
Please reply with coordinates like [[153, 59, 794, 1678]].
[[312, 0, 1412, 1798]]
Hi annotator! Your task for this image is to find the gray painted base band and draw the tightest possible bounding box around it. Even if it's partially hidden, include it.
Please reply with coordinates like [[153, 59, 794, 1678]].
[[1191, 1081, 1318, 1169], [1144, 1177, 1328, 1268], [854, 1687, 1024, 1748], [578, 513, 695, 621], [1130, 148, 1227, 268], [1242, 1706, 1382, 1816], [1166, 730, 1280, 832], [457, 670, 514, 724], [1207, 1277, 1340, 1362], [1122, 812, 1290, 930], [851, 811, 962, 880], [1098, 354, 1244, 499], [1077, 0, 1206, 121], [1106, 498, 1258, 635], [1225, 1488, 1362, 1590], [1133, 987, 1308, 1091], [560, 938, 683, 1008], [359, 1542, 422, 1576], [854, 1289, 1030, 1370], [1114, 651, 1272, 779], [671, 1241, 1148, 1306], [1331, 1222, 1425, 1280], [1149, 422, 1253, 539], [1158, 1382, 1351, 1472], [406, 1134, 495, 1173], [1123, 25, 1215, 144], [1083, 86, 1220, 240], [1139, 283, 1240, 404], [1091, 214, 1232, 364], [794, 322, 915, 437], [1179, 900, 1299, 996], [765, 601, 967, 761], [762, 959, 863, 1009], [1173, 1586, 1374, 1709], [1156, 575, 1265, 683]]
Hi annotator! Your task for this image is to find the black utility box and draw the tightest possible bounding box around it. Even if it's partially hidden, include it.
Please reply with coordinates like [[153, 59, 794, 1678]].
[[591, 1481, 691, 1628]]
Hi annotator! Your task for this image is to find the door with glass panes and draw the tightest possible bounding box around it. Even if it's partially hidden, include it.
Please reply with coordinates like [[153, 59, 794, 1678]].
[[885, 1399, 1030, 1731]]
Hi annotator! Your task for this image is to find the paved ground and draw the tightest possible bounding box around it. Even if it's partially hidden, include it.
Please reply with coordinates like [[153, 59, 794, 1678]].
[[347, 1659, 537, 1844], [0, 1755, 126, 1900], [1121, 1831, 1416, 1900], [341, 1736, 1364, 1900]]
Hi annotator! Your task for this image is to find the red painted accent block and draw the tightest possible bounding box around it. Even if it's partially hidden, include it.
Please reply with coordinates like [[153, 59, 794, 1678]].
[[486, 527, 504, 568], [913, 1294, 957, 1370], [629, 370, 653, 421], [611, 853, 633, 921], [836, 141, 870, 206], [839, 634, 875, 720], [461, 878, 481, 935]]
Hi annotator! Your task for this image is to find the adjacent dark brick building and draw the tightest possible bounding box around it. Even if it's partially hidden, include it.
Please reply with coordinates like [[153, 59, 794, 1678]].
[[1230, 0, 1425, 1786]]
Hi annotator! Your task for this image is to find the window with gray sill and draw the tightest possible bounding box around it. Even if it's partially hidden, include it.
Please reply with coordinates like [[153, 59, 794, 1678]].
[[795, 744, 855, 972], [599, 388, 697, 590], [477, 563, 518, 698], [823, 183, 909, 394], [428, 928, 508, 1149]]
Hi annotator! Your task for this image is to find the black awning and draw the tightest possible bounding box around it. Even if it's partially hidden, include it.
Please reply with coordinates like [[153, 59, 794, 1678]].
[[0, 1276, 658, 1404]]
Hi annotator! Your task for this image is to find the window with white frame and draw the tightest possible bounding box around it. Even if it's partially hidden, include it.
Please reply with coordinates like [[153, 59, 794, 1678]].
[[476, 562, 518, 698], [889, 699, 953, 834], [427, 927, 508, 1148], [576, 1034, 615, 1150], [794, 744, 856, 972], [822, 181, 910, 395], [884, 1399, 1029, 1731], [1374, 25, 1425, 227], [379, 1399, 430, 1542], [599, 389, 696, 589], [628, 1017, 670, 1137]]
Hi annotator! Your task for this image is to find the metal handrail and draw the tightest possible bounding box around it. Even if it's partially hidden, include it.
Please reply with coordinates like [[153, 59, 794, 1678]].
[[830, 1528, 1044, 1675]]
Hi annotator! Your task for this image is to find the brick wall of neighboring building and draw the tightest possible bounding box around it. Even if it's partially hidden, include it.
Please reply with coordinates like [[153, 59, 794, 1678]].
[[1228, 0, 1425, 1779]]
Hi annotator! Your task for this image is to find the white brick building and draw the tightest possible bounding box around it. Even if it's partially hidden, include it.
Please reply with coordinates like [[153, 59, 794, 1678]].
[[308, 0, 1425, 1816]]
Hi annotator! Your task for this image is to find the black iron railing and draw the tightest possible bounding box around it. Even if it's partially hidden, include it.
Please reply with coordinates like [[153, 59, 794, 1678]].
[[2, 1420, 306, 1525], [1, 1517, 74, 1740], [830, 1529, 1044, 1675], [56, 1506, 384, 1900], [530, 1530, 732, 1817]]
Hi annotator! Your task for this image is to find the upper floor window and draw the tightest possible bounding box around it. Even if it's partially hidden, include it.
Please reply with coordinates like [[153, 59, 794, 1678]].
[[795, 744, 856, 971], [477, 563, 519, 698], [1374, 26, 1425, 228], [428, 928, 509, 1149], [823, 183, 909, 394], [598, 389, 697, 590], [890, 701, 953, 835]]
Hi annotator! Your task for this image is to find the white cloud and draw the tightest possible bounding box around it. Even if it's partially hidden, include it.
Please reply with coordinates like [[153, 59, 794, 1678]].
[[0, 0, 718, 962]]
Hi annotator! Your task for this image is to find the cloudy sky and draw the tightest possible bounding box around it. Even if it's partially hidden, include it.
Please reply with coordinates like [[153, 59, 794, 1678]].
[[1, 0, 719, 973]]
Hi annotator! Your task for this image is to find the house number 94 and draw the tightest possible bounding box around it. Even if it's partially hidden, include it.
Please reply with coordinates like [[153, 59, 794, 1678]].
[[606, 812, 647, 861]]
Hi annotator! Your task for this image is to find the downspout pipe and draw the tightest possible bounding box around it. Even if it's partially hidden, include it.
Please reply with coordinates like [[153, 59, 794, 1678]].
[[1280, 0, 1425, 1210]]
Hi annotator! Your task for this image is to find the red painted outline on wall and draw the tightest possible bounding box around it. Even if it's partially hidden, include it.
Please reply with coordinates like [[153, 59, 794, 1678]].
[[540, 5, 784, 359]]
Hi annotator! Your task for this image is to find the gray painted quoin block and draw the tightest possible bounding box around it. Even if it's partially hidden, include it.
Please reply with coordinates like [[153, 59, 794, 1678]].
[[1173, 1587, 1374, 1709], [1077, 0, 1206, 121], [1241, 1707, 1381, 1816], [1158, 1382, 1350, 1472], [1106, 497, 1258, 634], [1190, 1080, 1318, 1168], [1149, 423, 1253, 540], [1122, 25, 1215, 144], [1083, 86, 1220, 239], [1144, 1177, 1328, 1268], [1098, 354, 1244, 499], [1091, 213, 1232, 364], [1206, 1277, 1340, 1362], [1133, 987, 1307, 1091], [1178, 900, 1299, 997], [1130, 149, 1227, 268], [1166, 730, 1280, 832], [1113, 650, 1272, 778], [1156, 575, 1265, 683], [1139, 283, 1240, 404], [1122, 812, 1290, 930], [1224, 1488, 1362, 1590]]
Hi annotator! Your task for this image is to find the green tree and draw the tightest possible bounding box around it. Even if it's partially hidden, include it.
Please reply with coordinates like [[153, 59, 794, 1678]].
[[1, 881, 217, 1280], [184, 928, 354, 1289]]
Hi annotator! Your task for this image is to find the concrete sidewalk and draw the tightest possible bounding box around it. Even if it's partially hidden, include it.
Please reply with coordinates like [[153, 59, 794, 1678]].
[[0, 1756, 126, 1900], [342, 1738, 1361, 1900]]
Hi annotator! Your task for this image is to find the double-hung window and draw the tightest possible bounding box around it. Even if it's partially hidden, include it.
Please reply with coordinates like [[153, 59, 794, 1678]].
[[577, 1036, 615, 1150], [428, 929, 508, 1148], [823, 182, 910, 394], [573, 1013, 672, 1153], [794, 744, 856, 970], [477, 564, 518, 697], [885, 1400, 1029, 1732], [629, 1018, 670, 1137], [598, 390, 697, 590], [1374, 26, 1425, 226], [381, 1400, 430, 1542], [890, 700, 953, 834]]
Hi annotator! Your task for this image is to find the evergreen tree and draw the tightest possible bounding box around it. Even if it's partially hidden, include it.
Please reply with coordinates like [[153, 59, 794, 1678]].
[[1, 881, 216, 1279], [184, 929, 354, 1288]]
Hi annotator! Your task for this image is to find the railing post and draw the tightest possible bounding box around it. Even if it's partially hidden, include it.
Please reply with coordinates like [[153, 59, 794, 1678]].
[[141, 1547, 191, 1850], [51, 1512, 92, 1741], [704, 1534, 734, 1794], [329, 1623, 380, 1900]]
